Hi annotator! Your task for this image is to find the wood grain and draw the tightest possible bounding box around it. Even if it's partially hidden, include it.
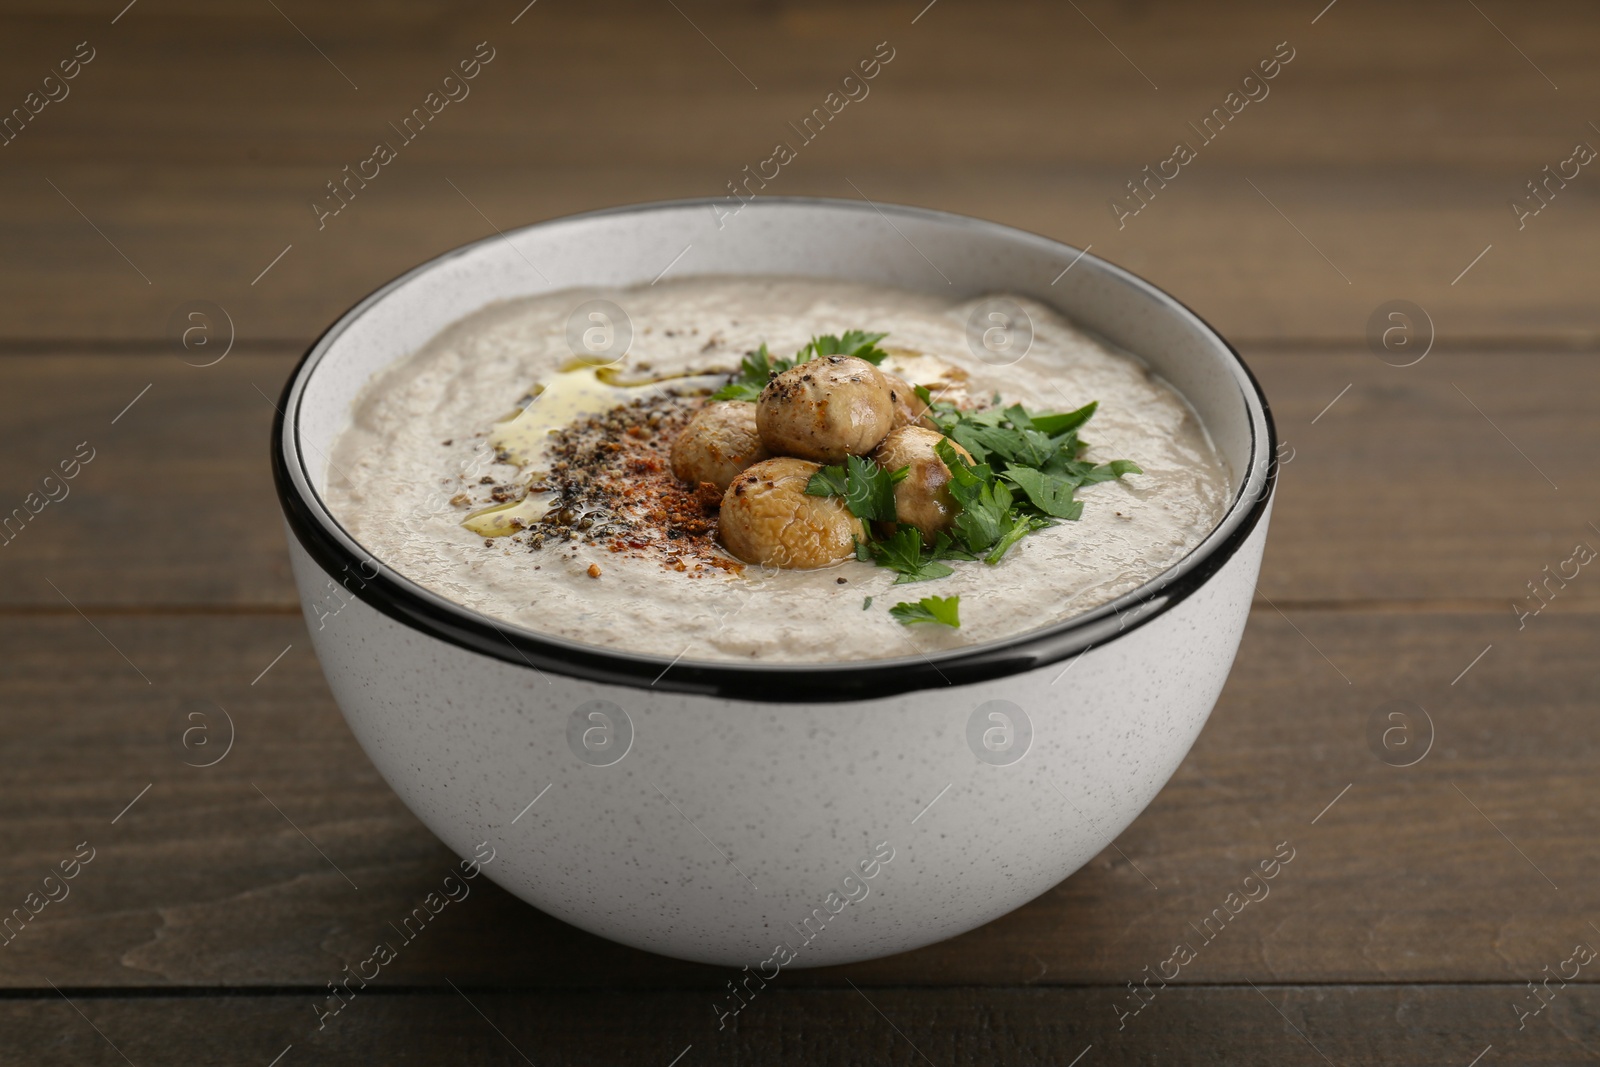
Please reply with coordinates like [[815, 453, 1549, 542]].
[[0, 610, 1593, 990], [5, 0, 1596, 168], [1, 2, 1595, 1061], [0, 1, 1596, 343], [3, 164, 1595, 349], [2, 350, 1596, 609], [4, 986, 1597, 1066]]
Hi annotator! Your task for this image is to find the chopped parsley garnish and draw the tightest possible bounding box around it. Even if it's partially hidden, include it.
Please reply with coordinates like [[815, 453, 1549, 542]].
[[890, 594, 961, 628], [998, 467, 1084, 520], [709, 344, 779, 402], [798, 330, 890, 364], [935, 439, 1055, 564], [806, 455, 907, 523], [804, 462, 849, 499], [1023, 400, 1098, 437], [710, 332, 889, 402], [856, 526, 960, 584], [819, 376, 1143, 583], [1082, 458, 1145, 484], [926, 398, 1141, 565], [713, 331, 1146, 632]]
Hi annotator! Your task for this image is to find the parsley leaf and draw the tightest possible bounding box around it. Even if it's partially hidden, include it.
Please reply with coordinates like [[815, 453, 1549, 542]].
[[845, 455, 905, 523], [984, 512, 1051, 564], [709, 381, 763, 402], [890, 595, 961, 628], [945, 421, 993, 463], [713, 332, 890, 402], [862, 596, 873, 610], [929, 530, 977, 563], [804, 464, 849, 499], [1081, 459, 1144, 484], [1000, 467, 1085, 520], [1027, 401, 1097, 436], [861, 526, 955, 584], [807, 456, 907, 523], [1041, 450, 1094, 479], [929, 397, 1139, 563], [937, 440, 1011, 552], [710, 343, 777, 402], [802, 330, 890, 365], [951, 480, 1010, 552]]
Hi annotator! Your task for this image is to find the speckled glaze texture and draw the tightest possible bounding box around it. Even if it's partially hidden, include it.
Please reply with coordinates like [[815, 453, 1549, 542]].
[[289, 502, 1266, 967], [275, 198, 1276, 965]]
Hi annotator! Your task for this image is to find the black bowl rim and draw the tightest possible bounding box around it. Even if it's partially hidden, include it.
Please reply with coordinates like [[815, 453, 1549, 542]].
[[272, 196, 1277, 704]]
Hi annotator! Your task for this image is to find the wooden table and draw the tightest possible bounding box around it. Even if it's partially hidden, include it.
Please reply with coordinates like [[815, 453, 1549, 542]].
[[3, 1, 1597, 1062]]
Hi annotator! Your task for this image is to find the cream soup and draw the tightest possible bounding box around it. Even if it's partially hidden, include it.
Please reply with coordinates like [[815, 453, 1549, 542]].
[[325, 276, 1231, 662]]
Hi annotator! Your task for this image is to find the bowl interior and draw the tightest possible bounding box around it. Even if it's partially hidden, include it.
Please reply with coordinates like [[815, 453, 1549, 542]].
[[295, 199, 1259, 491], [282, 197, 1271, 687]]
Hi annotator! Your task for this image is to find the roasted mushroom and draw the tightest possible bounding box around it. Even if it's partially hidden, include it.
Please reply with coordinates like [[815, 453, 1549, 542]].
[[882, 371, 934, 431], [670, 401, 771, 492], [872, 426, 972, 544], [719, 457, 865, 568], [756, 355, 894, 463]]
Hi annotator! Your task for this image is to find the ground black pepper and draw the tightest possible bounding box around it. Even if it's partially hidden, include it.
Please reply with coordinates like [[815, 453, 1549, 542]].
[[509, 395, 742, 575]]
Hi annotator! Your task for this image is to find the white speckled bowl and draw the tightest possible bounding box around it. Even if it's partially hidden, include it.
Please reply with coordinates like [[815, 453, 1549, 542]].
[[273, 198, 1275, 968]]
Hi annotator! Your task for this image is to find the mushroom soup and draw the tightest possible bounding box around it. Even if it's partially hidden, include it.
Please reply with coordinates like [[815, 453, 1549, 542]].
[[324, 276, 1232, 662]]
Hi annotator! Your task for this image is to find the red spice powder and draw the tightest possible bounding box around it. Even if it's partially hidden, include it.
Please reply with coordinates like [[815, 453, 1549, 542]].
[[512, 395, 742, 575]]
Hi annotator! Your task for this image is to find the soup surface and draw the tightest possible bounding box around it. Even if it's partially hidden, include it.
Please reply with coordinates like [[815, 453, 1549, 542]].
[[325, 276, 1231, 662]]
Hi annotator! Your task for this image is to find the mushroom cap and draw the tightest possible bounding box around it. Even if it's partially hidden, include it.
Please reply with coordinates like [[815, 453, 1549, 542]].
[[670, 401, 771, 492], [756, 355, 894, 463], [718, 457, 865, 569], [882, 371, 935, 431], [872, 426, 973, 544]]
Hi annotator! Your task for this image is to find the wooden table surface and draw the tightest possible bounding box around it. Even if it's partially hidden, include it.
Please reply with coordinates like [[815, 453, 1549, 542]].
[[3, 1, 1598, 1063]]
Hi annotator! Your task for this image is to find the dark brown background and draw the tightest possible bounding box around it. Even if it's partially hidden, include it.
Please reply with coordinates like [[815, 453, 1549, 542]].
[[2, 1, 1597, 1063]]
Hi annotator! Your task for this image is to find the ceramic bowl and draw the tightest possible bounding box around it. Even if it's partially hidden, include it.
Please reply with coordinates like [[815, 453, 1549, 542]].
[[272, 197, 1275, 968]]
